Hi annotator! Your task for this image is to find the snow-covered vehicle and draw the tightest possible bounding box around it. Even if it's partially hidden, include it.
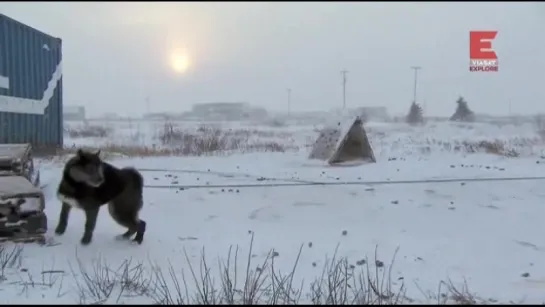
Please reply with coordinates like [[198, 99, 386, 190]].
[[0, 144, 46, 244]]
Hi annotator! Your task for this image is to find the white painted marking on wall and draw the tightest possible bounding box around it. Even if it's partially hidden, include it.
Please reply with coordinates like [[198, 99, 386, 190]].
[[0, 61, 62, 115]]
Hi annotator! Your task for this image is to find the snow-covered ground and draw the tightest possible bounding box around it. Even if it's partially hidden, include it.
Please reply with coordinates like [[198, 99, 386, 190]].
[[3, 119, 545, 304], [63, 119, 545, 158]]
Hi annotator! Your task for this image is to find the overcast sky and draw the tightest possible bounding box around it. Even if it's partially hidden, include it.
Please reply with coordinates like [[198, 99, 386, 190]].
[[1, 2, 544, 117]]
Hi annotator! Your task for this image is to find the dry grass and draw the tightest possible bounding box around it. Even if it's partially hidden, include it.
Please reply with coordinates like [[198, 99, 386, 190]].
[[65, 125, 112, 138], [0, 237, 495, 305], [460, 140, 520, 157], [157, 122, 292, 155], [158, 123, 249, 154], [52, 123, 297, 160], [394, 138, 538, 158]]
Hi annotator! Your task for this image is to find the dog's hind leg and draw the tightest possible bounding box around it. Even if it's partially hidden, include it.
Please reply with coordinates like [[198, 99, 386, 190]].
[[133, 219, 146, 244], [81, 208, 99, 245], [116, 223, 137, 240], [109, 203, 145, 244], [114, 219, 145, 244], [115, 219, 146, 245], [118, 228, 135, 240], [55, 202, 72, 235]]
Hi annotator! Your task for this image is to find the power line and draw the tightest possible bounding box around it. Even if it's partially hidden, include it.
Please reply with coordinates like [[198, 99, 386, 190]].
[[137, 167, 317, 184], [145, 96, 150, 114], [341, 69, 349, 109], [410, 66, 421, 103], [143, 175, 545, 190], [287, 88, 292, 117]]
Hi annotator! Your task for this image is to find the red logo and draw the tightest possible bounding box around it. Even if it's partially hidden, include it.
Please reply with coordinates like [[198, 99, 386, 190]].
[[469, 31, 498, 72]]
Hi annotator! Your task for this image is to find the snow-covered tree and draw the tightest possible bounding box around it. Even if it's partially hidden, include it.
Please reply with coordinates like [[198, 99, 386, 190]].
[[406, 101, 424, 125], [449, 96, 475, 122]]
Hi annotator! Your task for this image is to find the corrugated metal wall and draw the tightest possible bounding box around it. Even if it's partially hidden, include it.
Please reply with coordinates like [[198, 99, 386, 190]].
[[0, 14, 63, 148]]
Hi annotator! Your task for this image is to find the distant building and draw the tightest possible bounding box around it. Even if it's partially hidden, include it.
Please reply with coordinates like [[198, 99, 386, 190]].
[[187, 102, 268, 121], [63, 106, 86, 121], [357, 106, 390, 122], [143, 112, 174, 120], [102, 112, 120, 120]]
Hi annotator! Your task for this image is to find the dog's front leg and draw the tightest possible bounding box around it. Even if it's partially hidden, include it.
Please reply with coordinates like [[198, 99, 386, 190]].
[[55, 202, 72, 235], [81, 208, 99, 245]]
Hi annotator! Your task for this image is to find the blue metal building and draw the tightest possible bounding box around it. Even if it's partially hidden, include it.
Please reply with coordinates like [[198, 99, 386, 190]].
[[0, 14, 63, 148]]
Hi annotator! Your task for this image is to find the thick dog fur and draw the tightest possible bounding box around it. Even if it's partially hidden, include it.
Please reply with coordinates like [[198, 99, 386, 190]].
[[55, 149, 146, 245]]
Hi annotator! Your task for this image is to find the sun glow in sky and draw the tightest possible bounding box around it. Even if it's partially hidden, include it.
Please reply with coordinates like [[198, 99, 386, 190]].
[[170, 50, 191, 74]]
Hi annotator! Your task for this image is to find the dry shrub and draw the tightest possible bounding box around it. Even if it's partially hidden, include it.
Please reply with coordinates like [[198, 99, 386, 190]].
[[37, 122, 294, 160], [40, 142, 292, 162], [222, 128, 292, 139], [415, 138, 529, 157], [41, 143, 291, 164], [160, 123, 241, 154], [0, 239, 493, 305], [459, 140, 519, 157], [160, 123, 245, 150], [65, 125, 112, 138], [156, 122, 292, 156]]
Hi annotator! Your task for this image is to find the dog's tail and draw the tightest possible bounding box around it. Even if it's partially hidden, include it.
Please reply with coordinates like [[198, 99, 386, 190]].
[[121, 167, 144, 193]]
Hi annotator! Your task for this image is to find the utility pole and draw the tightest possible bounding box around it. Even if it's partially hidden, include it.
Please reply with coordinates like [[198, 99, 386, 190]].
[[410, 66, 421, 103], [287, 88, 292, 117], [341, 69, 348, 109], [145, 96, 151, 115]]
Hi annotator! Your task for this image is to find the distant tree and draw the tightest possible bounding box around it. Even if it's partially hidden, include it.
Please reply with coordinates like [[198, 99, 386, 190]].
[[406, 101, 424, 125], [535, 114, 545, 140], [534, 114, 545, 130], [449, 96, 475, 122]]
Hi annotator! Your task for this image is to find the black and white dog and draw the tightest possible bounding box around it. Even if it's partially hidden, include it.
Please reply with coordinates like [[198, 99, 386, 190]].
[[55, 149, 147, 245]]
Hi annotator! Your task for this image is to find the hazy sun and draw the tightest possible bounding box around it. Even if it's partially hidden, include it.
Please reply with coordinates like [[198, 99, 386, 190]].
[[170, 51, 190, 74]]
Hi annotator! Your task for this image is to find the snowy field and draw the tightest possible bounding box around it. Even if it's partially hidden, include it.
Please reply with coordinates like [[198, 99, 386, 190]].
[[3, 118, 545, 304]]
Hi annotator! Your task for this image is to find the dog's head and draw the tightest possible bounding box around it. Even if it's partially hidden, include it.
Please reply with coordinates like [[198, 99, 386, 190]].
[[67, 149, 104, 187]]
